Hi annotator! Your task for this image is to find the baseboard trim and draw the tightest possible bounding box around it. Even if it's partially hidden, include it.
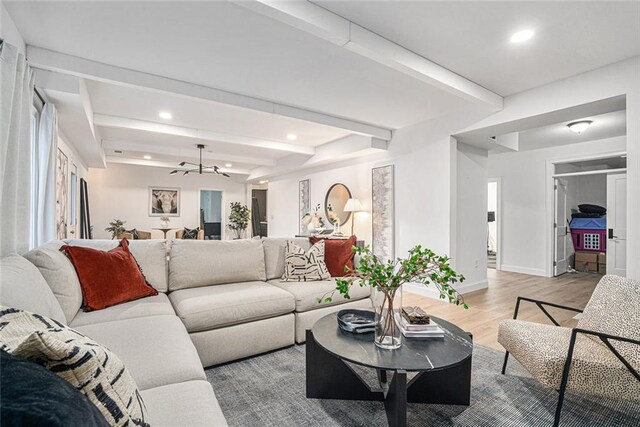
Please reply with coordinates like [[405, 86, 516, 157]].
[[404, 279, 488, 299], [500, 264, 547, 277]]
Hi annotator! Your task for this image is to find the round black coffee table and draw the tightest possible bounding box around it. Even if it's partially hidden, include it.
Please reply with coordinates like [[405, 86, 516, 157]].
[[305, 312, 473, 427]]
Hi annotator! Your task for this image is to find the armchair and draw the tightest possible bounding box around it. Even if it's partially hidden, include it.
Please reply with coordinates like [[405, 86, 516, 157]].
[[498, 275, 639, 427]]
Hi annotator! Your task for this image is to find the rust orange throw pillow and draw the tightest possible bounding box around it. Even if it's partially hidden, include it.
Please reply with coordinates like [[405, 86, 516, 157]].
[[60, 239, 158, 312], [309, 236, 357, 277]]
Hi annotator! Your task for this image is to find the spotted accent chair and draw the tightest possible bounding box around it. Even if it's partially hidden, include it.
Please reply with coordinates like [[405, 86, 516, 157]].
[[498, 274, 639, 426]]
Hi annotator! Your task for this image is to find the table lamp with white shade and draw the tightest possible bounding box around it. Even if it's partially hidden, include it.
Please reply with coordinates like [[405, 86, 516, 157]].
[[344, 198, 364, 236]]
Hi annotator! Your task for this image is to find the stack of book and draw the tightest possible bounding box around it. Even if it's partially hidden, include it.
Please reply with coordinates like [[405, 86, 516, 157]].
[[395, 307, 444, 339]]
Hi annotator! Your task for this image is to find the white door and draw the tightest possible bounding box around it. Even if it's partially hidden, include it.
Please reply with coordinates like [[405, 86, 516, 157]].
[[607, 173, 627, 277], [554, 178, 569, 276]]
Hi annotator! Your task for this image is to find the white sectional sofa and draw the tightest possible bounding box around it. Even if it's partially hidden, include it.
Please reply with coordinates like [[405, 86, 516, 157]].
[[0, 237, 371, 426]]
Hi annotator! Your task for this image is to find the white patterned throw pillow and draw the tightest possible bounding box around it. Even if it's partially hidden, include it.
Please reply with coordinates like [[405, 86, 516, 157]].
[[0, 306, 149, 427], [281, 240, 331, 282]]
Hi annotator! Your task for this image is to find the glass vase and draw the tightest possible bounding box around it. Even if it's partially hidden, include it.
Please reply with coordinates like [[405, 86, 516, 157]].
[[373, 287, 402, 350]]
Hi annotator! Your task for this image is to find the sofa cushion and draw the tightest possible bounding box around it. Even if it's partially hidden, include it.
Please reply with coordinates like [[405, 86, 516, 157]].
[[141, 380, 227, 427], [577, 274, 640, 367], [498, 319, 640, 401], [75, 315, 205, 391], [64, 239, 169, 292], [169, 240, 266, 291], [309, 236, 356, 277], [61, 239, 158, 312], [23, 241, 83, 323], [70, 293, 175, 328], [0, 255, 66, 324], [0, 349, 109, 427], [0, 307, 149, 426], [268, 278, 371, 312], [262, 237, 311, 280], [169, 281, 295, 332], [281, 240, 331, 282]]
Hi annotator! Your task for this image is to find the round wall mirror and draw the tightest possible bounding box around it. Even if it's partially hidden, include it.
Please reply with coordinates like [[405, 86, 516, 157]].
[[324, 183, 352, 226]]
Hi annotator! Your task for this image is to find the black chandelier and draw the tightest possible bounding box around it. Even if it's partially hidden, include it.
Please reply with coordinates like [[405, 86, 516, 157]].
[[169, 144, 230, 177]]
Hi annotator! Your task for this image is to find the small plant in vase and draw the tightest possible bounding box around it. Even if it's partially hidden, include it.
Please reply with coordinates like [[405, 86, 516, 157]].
[[327, 204, 342, 235], [302, 204, 325, 234], [325, 245, 467, 350], [159, 216, 170, 229], [228, 202, 250, 239], [105, 219, 126, 240]]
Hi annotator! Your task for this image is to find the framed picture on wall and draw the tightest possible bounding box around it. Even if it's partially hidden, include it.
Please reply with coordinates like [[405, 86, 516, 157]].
[[372, 165, 394, 262], [149, 187, 180, 217]]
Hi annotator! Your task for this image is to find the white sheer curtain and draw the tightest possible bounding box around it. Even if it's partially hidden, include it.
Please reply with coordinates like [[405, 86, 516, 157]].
[[34, 103, 58, 246], [0, 42, 35, 257]]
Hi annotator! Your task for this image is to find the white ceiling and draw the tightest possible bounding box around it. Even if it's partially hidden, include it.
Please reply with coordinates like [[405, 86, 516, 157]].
[[5, 0, 469, 128], [515, 109, 626, 152], [86, 81, 350, 147], [316, 0, 640, 95], [5, 1, 637, 176]]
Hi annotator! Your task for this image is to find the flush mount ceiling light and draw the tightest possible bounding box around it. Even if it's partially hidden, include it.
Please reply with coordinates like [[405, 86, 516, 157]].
[[143, 155, 152, 160], [225, 163, 233, 168], [169, 144, 230, 177], [286, 133, 297, 141], [510, 29, 534, 43], [567, 120, 593, 135], [158, 111, 172, 120]]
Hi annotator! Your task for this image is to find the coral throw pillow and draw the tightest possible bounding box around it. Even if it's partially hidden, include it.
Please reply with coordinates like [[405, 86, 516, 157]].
[[60, 239, 158, 311], [309, 236, 357, 277]]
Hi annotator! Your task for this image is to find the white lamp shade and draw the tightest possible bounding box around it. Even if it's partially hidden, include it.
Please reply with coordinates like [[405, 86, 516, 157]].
[[344, 198, 363, 212]]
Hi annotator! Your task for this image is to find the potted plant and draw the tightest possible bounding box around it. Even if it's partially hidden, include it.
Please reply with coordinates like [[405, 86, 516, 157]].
[[105, 219, 127, 240], [326, 245, 467, 350], [159, 216, 170, 229], [228, 202, 250, 239]]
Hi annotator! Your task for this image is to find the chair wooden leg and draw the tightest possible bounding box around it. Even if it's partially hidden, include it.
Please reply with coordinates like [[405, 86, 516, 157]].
[[501, 351, 509, 374]]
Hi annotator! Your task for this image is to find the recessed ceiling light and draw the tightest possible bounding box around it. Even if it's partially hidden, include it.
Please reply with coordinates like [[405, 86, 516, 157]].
[[567, 120, 593, 135], [225, 163, 233, 168], [143, 155, 152, 160], [510, 29, 534, 43], [259, 180, 268, 184], [286, 133, 297, 141], [158, 111, 172, 120]]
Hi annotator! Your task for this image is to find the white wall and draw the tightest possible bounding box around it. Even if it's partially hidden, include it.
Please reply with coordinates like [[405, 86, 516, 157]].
[[88, 163, 247, 239], [464, 56, 639, 279], [488, 136, 626, 276], [268, 161, 374, 242], [576, 174, 607, 208], [455, 142, 488, 289], [1, 2, 25, 54]]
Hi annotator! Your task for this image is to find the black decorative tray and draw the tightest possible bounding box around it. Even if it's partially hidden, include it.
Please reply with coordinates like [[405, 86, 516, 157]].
[[337, 309, 375, 334]]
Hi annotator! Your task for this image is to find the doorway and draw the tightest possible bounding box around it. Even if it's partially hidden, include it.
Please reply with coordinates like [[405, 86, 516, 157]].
[[487, 179, 501, 270], [200, 190, 223, 240], [251, 189, 268, 237], [550, 155, 627, 277]]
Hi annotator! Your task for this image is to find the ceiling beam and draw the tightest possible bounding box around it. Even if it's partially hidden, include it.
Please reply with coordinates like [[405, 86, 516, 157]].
[[234, 0, 503, 110], [94, 114, 316, 155], [247, 134, 387, 182], [102, 140, 277, 167], [27, 45, 392, 140]]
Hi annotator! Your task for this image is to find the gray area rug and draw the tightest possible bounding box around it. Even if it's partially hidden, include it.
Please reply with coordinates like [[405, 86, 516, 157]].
[[205, 344, 639, 426]]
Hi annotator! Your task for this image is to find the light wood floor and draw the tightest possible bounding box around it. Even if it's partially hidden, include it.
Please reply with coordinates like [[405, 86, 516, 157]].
[[403, 269, 601, 351]]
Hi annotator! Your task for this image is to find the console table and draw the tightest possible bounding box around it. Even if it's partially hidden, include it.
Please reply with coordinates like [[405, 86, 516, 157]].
[[306, 312, 473, 427]]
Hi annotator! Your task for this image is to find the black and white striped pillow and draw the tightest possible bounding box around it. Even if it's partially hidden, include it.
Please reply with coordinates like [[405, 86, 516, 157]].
[[0, 307, 149, 427], [281, 240, 331, 282]]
